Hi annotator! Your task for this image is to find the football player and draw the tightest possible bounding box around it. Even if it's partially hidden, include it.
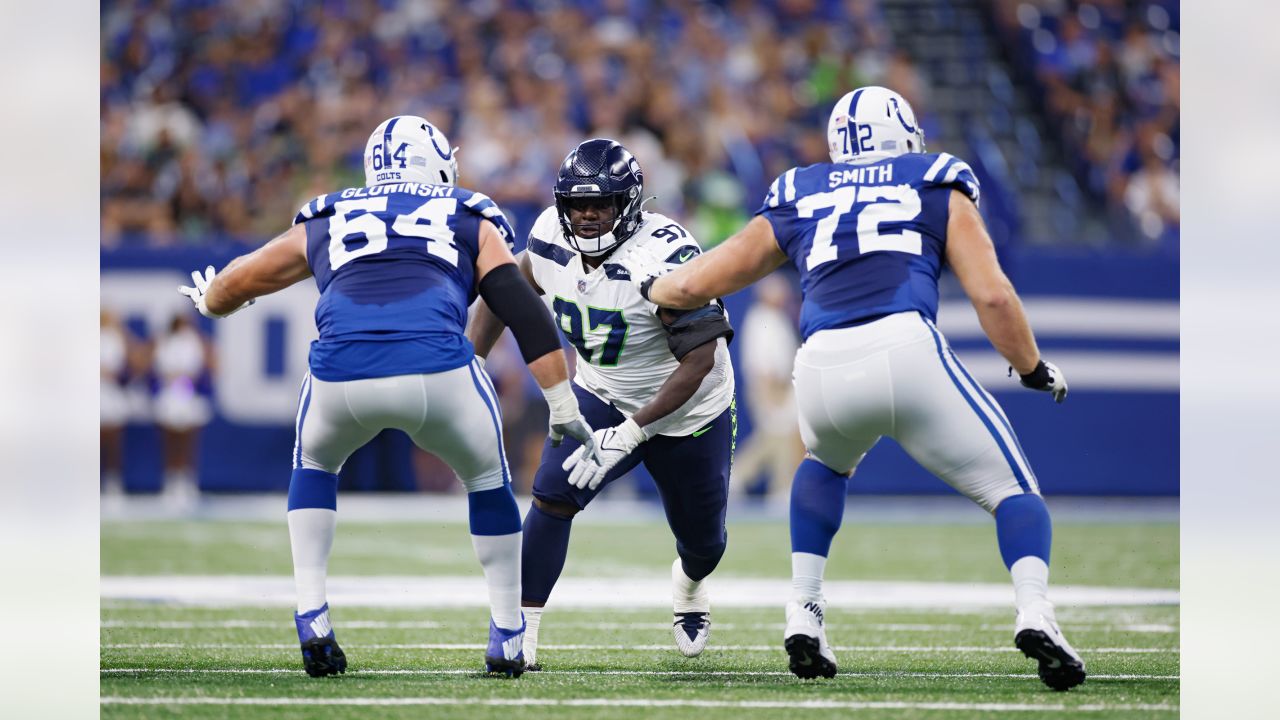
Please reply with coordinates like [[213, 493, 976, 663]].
[[639, 87, 1086, 690], [468, 139, 736, 669], [177, 115, 597, 678]]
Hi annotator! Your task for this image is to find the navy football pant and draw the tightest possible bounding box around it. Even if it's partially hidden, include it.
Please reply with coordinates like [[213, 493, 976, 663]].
[[522, 384, 734, 604]]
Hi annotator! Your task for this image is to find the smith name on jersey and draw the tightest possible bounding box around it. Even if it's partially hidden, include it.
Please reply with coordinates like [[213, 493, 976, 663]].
[[293, 182, 515, 381], [758, 152, 980, 340], [526, 206, 734, 437]]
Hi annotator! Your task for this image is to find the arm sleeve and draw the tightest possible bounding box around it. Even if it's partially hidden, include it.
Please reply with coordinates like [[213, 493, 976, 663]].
[[661, 302, 735, 360], [477, 263, 561, 363]]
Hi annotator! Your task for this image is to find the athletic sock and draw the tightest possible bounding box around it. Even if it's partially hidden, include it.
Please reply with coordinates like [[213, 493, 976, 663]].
[[521, 503, 574, 605], [287, 468, 340, 614], [672, 559, 708, 613], [789, 458, 848, 557], [468, 484, 524, 630], [522, 606, 544, 663], [791, 551, 827, 602], [1010, 556, 1051, 611], [994, 494, 1054, 611]]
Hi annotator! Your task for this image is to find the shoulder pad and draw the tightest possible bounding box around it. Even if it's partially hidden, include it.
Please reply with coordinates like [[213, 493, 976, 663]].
[[918, 153, 981, 206], [457, 189, 516, 250], [293, 191, 338, 226], [527, 206, 574, 266]]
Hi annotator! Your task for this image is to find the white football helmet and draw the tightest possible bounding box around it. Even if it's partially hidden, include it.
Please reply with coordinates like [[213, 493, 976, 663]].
[[827, 86, 926, 165], [363, 115, 458, 187]]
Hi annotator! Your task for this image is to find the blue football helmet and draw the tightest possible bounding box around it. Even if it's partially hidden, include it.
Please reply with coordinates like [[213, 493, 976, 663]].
[[553, 139, 644, 256]]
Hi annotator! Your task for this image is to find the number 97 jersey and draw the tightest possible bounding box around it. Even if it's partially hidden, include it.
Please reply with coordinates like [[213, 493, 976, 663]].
[[758, 152, 980, 340]]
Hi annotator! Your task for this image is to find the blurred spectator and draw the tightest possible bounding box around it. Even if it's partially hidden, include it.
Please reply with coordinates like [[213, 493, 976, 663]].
[[101, 309, 143, 497], [993, 0, 1179, 244], [99, 0, 914, 247], [731, 274, 804, 504], [152, 313, 215, 506]]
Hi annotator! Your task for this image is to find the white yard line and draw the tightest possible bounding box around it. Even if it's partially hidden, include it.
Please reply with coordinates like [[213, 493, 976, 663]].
[[101, 619, 1178, 633], [103, 642, 1171, 654], [100, 667, 1181, 680], [100, 575, 1180, 609], [99, 696, 1179, 711], [101, 620, 442, 629]]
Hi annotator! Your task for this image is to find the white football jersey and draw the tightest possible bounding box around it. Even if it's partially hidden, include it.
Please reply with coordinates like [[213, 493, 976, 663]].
[[526, 206, 735, 437]]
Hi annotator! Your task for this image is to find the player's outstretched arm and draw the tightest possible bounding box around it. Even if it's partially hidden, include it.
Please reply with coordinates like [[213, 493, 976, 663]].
[[945, 190, 1067, 403], [641, 216, 788, 309], [474, 222, 599, 452], [179, 224, 311, 318]]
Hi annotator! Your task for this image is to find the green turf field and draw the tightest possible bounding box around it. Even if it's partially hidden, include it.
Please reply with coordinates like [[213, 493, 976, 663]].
[[101, 513, 1179, 718]]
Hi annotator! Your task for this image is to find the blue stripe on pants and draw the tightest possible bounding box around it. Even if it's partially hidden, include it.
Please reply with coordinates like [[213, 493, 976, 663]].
[[922, 320, 1031, 493], [293, 374, 312, 469], [467, 359, 510, 484]]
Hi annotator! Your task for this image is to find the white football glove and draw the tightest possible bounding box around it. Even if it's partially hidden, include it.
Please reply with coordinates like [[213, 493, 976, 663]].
[[541, 380, 600, 461], [1016, 360, 1068, 404], [561, 417, 648, 491], [177, 266, 254, 319]]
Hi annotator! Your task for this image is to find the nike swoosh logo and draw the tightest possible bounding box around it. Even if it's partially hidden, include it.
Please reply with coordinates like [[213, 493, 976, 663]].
[[679, 250, 696, 262], [690, 425, 713, 437], [798, 654, 813, 666]]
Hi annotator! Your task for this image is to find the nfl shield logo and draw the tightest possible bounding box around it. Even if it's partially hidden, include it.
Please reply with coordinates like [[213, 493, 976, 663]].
[[577, 280, 587, 293]]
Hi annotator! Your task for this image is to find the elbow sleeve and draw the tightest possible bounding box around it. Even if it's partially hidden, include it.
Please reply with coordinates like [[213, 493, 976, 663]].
[[478, 263, 561, 363], [662, 303, 734, 360]]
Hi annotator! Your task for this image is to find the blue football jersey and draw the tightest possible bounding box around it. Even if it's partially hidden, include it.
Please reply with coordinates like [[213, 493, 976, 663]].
[[757, 152, 980, 339], [293, 182, 515, 381]]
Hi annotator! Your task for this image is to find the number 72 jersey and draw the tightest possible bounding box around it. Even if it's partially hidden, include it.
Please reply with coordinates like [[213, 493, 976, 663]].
[[758, 152, 980, 340]]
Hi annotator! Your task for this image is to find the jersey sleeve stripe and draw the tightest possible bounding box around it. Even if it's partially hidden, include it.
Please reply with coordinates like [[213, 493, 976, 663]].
[[783, 168, 797, 203], [767, 177, 781, 208], [923, 153, 954, 182], [464, 192, 490, 208], [941, 160, 974, 185], [528, 235, 574, 267]]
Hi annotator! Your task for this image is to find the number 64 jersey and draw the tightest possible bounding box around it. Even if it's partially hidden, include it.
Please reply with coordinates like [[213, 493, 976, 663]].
[[759, 152, 981, 340], [525, 206, 735, 437]]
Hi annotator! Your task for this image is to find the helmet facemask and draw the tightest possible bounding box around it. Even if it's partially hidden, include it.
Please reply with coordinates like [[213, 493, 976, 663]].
[[555, 186, 642, 257]]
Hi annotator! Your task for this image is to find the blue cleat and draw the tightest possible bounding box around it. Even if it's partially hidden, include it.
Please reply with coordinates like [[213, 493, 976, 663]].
[[484, 615, 526, 678], [294, 603, 347, 678]]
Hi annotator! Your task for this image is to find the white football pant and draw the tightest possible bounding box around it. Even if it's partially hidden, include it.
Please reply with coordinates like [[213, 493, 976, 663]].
[[293, 358, 507, 491], [793, 311, 1038, 511]]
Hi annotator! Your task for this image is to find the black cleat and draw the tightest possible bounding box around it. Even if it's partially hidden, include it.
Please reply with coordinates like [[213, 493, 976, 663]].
[[785, 634, 837, 679], [300, 637, 347, 678], [1016, 629, 1087, 691]]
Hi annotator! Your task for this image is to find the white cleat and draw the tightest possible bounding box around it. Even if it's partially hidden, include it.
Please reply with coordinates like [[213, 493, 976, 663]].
[[1014, 601, 1086, 691], [784, 598, 837, 679], [672, 558, 711, 657]]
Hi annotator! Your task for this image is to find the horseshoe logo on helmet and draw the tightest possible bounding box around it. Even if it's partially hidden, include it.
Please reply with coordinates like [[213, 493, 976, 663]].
[[890, 97, 917, 134]]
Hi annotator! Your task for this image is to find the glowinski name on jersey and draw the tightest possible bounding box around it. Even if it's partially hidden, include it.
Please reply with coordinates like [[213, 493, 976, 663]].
[[293, 184, 515, 382], [525, 206, 734, 437], [759, 152, 980, 340]]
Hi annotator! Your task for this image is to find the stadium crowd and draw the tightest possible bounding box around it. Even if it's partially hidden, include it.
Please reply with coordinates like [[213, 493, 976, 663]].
[[102, 0, 902, 249], [993, 0, 1179, 241]]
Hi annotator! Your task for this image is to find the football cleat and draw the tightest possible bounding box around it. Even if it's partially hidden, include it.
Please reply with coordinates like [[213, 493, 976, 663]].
[[671, 558, 711, 657], [1014, 602, 1087, 691], [784, 598, 837, 679], [484, 616, 526, 678], [674, 612, 711, 657], [294, 604, 347, 678]]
